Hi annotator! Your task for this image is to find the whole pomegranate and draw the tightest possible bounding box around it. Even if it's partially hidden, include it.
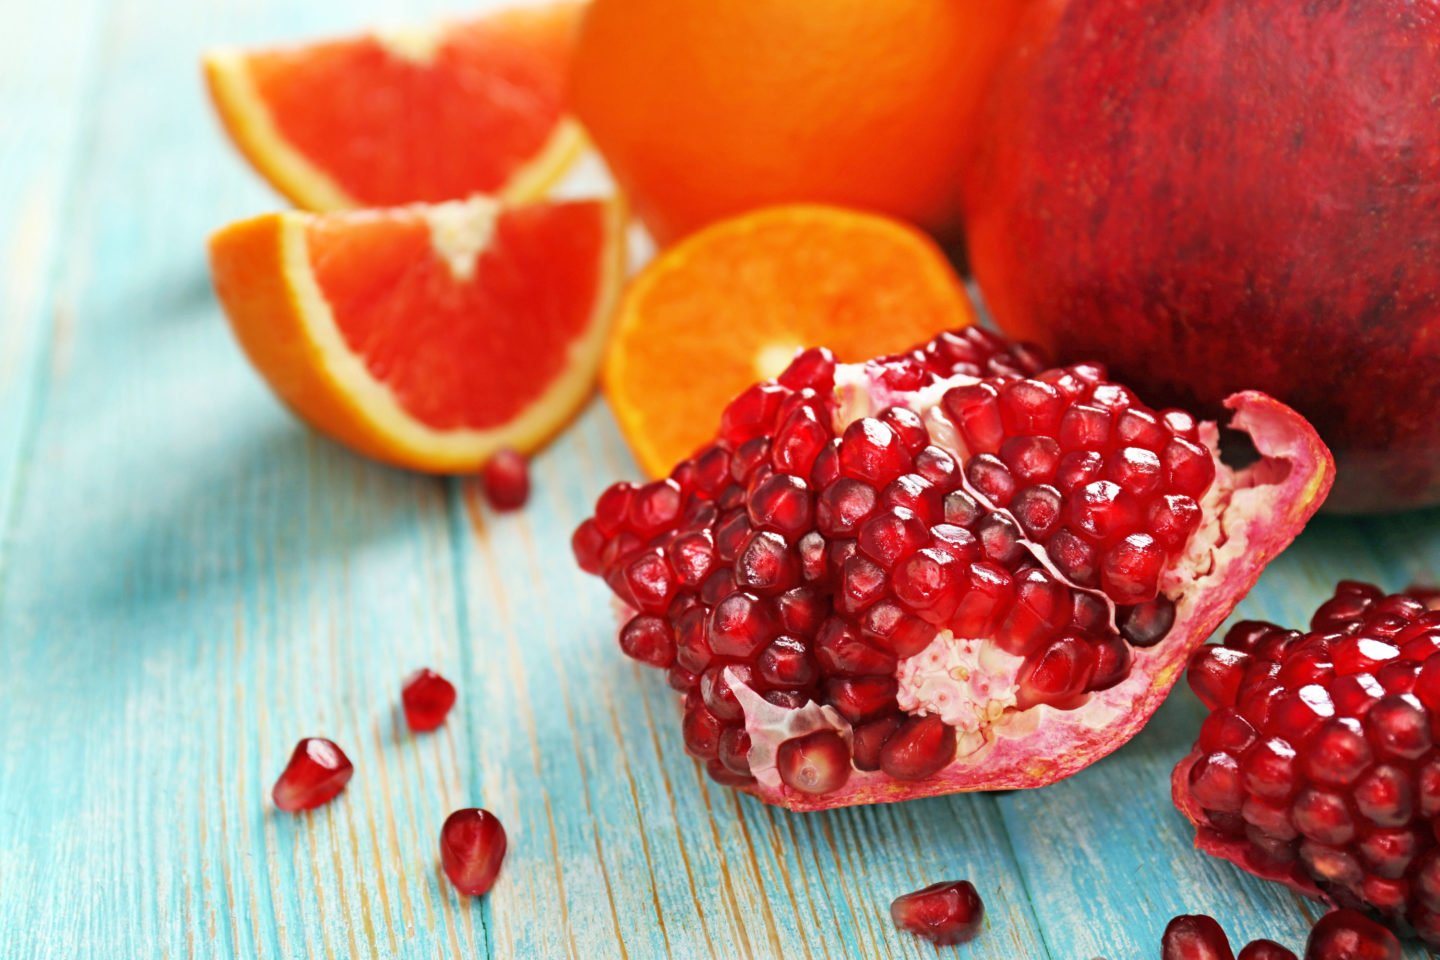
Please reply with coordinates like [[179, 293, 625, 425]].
[[1174, 582, 1440, 945], [964, 0, 1440, 513], [575, 327, 1333, 809]]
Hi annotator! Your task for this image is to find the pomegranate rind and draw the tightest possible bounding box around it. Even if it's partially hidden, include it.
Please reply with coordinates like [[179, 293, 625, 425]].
[[744, 391, 1334, 811]]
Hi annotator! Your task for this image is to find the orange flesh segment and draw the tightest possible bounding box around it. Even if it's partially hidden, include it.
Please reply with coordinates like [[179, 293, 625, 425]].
[[603, 204, 977, 477], [307, 202, 607, 431], [246, 7, 577, 206]]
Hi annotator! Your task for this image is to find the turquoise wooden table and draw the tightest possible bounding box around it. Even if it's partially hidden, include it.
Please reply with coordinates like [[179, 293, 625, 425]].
[[3, 1, 1439, 957]]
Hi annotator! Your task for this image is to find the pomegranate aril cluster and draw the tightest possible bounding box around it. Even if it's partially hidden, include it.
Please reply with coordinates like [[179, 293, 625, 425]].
[[1181, 582, 1440, 945], [574, 328, 1217, 795]]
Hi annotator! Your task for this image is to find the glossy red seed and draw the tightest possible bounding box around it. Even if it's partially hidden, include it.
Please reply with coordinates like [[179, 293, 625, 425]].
[[757, 636, 817, 687], [825, 676, 898, 723], [852, 715, 901, 771], [857, 508, 928, 569], [880, 713, 957, 779], [735, 529, 799, 595], [709, 592, 780, 657], [571, 519, 606, 574], [1162, 915, 1235, 960], [1237, 941, 1296, 960], [748, 473, 813, 540], [1018, 634, 1097, 709], [880, 406, 929, 455], [402, 668, 458, 731], [816, 478, 877, 538], [891, 880, 984, 947], [1303, 909, 1400, 960], [618, 615, 676, 668], [1011, 484, 1064, 540], [440, 808, 507, 896], [815, 617, 896, 676], [942, 382, 1004, 454], [273, 738, 354, 812], [1058, 403, 1112, 450], [965, 454, 1016, 507], [682, 704, 724, 759], [777, 346, 836, 391], [777, 729, 851, 795], [1164, 437, 1218, 499], [480, 449, 530, 511], [717, 726, 753, 776], [720, 382, 787, 447], [839, 418, 910, 486]]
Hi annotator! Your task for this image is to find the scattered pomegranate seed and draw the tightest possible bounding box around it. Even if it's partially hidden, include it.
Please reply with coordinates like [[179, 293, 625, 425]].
[[1303, 910, 1400, 960], [440, 808, 507, 896], [401, 668, 457, 732], [480, 448, 530, 511], [889, 880, 984, 946], [272, 738, 353, 812], [1162, 915, 1234, 960]]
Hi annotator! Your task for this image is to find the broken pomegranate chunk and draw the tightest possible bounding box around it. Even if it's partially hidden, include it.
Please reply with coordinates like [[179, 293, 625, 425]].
[[890, 879, 984, 946], [272, 738, 353, 812], [440, 808, 507, 896], [402, 668, 457, 732], [480, 448, 530, 511], [577, 327, 1333, 810], [1174, 584, 1440, 947]]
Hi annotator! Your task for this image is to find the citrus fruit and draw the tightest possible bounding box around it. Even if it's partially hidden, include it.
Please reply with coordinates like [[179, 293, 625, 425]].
[[602, 204, 980, 478], [568, 0, 1029, 244], [208, 196, 626, 473], [204, 4, 585, 210]]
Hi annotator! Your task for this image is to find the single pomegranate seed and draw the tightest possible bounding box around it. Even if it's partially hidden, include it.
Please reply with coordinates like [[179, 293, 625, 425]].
[[839, 418, 910, 486], [717, 726, 753, 775], [1018, 634, 1097, 709], [825, 676, 898, 723], [480, 449, 529, 511], [720, 382, 787, 447], [402, 668, 458, 732], [1237, 941, 1296, 960], [816, 478, 878, 537], [735, 530, 799, 595], [1116, 407, 1167, 449], [857, 508, 928, 569], [1090, 633, 1133, 690], [777, 346, 836, 391], [1101, 532, 1165, 604], [965, 454, 1016, 507], [682, 703, 725, 759], [998, 378, 1064, 434], [1069, 480, 1138, 543], [272, 738, 353, 812], [748, 473, 814, 541], [757, 635, 817, 687], [1302, 909, 1400, 960], [709, 591, 780, 657], [1047, 527, 1099, 586], [440, 808, 507, 896], [571, 519, 606, 574], [942, 382, 1004, 454], [1161, 915, 1235, 960], [1120, 596, 1177, 647], [879, 405, 929, 455], [879, 713, 957, 779], [777, 729, 851, 795], [815, 617, 895, 675], [1150, 494, 1203, 551], [1058, 403, 1112, 450], [619, 615, 677, 668], [890, 880, 984, 946], [1011, 484, 1063, 540], [1164, 437, 1218, 498], [851, 715, 900, 771]]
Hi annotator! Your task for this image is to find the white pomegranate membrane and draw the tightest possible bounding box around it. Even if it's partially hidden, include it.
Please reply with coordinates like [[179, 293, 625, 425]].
[[575, 329, 1334, 810]]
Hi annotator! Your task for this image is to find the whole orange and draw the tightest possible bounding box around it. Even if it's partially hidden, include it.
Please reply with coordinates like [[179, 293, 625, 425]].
[[568, 0, 1027, 245]]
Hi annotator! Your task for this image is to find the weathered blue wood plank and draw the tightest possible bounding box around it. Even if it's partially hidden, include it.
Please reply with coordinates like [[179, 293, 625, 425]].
[[3, 0, 1440, 956], [0, 0, 104, 579]]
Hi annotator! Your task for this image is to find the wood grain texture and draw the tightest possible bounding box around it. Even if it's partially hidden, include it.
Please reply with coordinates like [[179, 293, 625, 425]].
[[0, 0, 1437, 957]]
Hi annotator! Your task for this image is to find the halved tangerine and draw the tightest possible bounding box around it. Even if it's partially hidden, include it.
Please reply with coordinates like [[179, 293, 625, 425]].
[[204, 4, 585, 209], [208, 196, 626, 472], [602, 204, 978, 478]]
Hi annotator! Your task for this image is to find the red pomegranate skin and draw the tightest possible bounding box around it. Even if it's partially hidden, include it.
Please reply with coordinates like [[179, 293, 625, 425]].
[[964, 0, 1440, 513]]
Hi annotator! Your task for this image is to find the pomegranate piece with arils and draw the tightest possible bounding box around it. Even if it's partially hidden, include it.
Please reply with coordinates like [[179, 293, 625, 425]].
[[889, 880, 984, 947], [480, 448, 529, 511], [272, 738, 353, 812], [402, 668, 457, 732], [440, 808, 507, 896], [1174, 583, 1440, 947], [576, 327, 1334, 810]]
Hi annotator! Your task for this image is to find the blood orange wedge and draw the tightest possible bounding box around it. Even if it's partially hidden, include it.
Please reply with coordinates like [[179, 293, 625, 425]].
[[203, 4, 585, 210], [603, 204, 980, 478], [208, 196, 626, 473]]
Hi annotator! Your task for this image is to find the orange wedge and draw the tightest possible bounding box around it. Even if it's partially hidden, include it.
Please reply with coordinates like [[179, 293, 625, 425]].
[[603, 204, 977, 477], [209, 196, 626, 472], [204, 4, 585, 210]]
